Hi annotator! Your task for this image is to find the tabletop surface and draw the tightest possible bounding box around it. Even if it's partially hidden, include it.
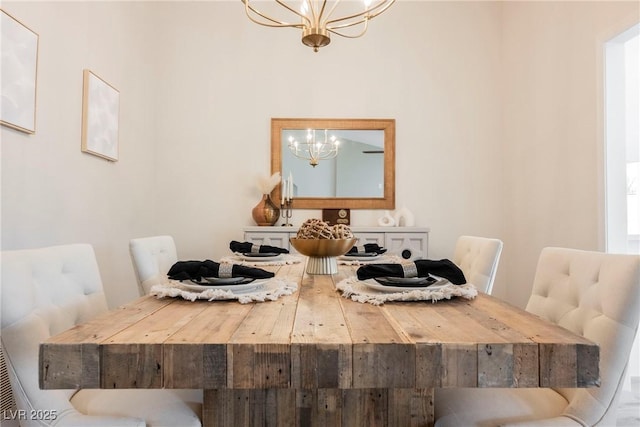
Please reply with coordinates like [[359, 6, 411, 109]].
[[40, 261, 599, 392]]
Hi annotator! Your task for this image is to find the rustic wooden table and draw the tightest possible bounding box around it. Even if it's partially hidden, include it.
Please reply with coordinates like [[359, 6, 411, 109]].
[[40, 261, 599, 427]]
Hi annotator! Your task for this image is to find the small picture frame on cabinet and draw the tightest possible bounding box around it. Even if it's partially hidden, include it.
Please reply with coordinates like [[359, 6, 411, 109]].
[[322, 208, 350, 226]]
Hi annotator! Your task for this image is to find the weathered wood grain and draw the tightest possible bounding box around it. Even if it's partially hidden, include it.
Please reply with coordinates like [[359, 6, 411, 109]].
[[40, 262, 599, 427], [40, 297, 176, 389], [164, 302, 253, 388], [291, 272, 352, 389]]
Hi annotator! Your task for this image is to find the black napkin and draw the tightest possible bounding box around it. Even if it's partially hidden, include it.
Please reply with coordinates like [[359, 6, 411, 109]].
[[356, 259, 466, 285], [229, 241, 289, 254], [348, 243, 387, 255], [167, 260, 274, 281]]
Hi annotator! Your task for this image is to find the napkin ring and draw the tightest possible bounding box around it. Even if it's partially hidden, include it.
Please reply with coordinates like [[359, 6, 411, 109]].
[[219, 263, 234, 278], [250, 244, 260, 253], [401, 262, 418, 278]]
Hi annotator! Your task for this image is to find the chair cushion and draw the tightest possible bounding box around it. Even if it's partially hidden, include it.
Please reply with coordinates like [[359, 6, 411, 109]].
[[129, 236, 177, 294], [71, 389, 201, 427], [453, 236, 503, 293], [1, 245, 110, 425], [434, 387, 576, 427], [434, 248, 639, 427], [1, 244, 202, 426], [1, 244, 108, 330], [526, 248, 640, 426]]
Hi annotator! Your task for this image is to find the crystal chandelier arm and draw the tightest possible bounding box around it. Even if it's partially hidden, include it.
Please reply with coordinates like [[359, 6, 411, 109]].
[[300, 0, 323, 27], [287, 129, 339, 166], [315, 0, 329, 27], [325, 0, 395, 27], [322, 0, 342, 24], [242, 0, 308, 28], [276, 0, 312, 25], [328, 18, 369, 39]]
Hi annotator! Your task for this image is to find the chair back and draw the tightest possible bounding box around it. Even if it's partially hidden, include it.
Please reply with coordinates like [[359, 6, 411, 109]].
[[129, 235, 177, 295], [0, 244, 109, 426], [526, 247, 640, 426], [452, 235, 503, 293]]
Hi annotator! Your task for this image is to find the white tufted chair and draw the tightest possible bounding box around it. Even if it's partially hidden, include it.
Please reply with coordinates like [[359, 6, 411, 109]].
[[435, 247, 640, 427], [129, 236, 177, 295], [452, 235, 503, 294], [1, 244, 202, 426]]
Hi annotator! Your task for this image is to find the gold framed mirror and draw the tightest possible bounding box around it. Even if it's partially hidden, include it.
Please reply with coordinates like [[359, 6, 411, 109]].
[[271, 118, 395, 209]]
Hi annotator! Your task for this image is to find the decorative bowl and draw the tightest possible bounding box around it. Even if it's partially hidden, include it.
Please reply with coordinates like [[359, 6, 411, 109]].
[[290, 238, 358, 274]]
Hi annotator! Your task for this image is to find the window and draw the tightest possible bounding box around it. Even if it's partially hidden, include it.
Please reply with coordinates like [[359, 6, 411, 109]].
[[604, 22, 640, 388], [605, 23, 639, 254]]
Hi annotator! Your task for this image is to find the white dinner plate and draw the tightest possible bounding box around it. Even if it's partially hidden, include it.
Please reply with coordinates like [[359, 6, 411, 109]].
[[338, 253, 382, 261], [180, 280, 266, 293], [241, 252, 280, 258], [375, 277, 432, 285], [238, 253, 283, 262], [363, 277, 450, 293], [202, 277, 250, 285]]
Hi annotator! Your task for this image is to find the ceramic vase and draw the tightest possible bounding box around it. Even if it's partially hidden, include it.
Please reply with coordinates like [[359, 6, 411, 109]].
[[378, 210, 396, 227], [394, 206, 415, 227], [252, 194, 280, 226]]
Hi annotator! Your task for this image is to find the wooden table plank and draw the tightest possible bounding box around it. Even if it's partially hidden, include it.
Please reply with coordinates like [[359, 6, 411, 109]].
[[334, 269, 416, 390], [164, 301, 254, 388], [291, 272, 352, 389], [100, 298, 212, 388], [470, 294, 599, 387], [470, 295, 594, 344], [40, 296, 175, 389], [227, 264, 300, 389]]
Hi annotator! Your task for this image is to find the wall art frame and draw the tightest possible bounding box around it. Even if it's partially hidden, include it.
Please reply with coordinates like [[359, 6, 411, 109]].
[[0, 9, 39, 134], [81, 69, 120, 161]]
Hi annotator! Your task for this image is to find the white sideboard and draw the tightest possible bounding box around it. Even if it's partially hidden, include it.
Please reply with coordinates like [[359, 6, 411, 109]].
[[243, 226, 430, 260]]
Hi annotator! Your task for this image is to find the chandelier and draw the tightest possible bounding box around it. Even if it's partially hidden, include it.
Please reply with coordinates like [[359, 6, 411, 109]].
[[241, 0, 397, 52], [288, 129, 340, 167]]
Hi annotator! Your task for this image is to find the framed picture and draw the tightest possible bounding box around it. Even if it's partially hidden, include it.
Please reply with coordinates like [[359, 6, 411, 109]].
[[81, 69, 120, 161], [0, 10, 39, 134]]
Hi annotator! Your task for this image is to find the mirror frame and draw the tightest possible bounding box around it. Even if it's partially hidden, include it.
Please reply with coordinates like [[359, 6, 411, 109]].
[[271, 118, 396, 209]]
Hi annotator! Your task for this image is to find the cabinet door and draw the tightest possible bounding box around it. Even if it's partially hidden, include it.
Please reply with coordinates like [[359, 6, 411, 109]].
[[244, 232, 291, 252], [385, 233, 428, 260]]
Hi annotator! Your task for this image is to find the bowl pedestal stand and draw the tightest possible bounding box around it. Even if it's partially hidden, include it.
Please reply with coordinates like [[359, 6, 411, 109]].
[[306, 256, 338, 275]]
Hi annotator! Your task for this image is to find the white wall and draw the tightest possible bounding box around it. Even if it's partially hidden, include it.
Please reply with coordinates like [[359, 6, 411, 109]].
[[501, 0, 639, 307], [150, 0, 507, 296], [1, 1, 160, 307], [1, 1, 638, 310]]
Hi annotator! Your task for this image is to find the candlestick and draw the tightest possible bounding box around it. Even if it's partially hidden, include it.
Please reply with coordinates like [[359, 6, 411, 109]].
[[288, 172, 293, 200], [281, 198, 293, 227], [281, 180, 285, 205]]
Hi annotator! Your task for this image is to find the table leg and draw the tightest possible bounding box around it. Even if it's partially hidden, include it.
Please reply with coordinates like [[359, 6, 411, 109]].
[[203, 388, 434, 427]]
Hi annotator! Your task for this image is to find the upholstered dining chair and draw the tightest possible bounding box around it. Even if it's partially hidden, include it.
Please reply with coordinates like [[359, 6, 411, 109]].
[[452, 235, 503, 294], [129, 235, 177, 295], [1, 244, 202, 427], [435, 247, 640, 427]]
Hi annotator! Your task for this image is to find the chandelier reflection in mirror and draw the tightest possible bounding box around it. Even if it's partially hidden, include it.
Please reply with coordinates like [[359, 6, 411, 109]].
[[288, 129, 340, 167], [241, 0, 396, 52]]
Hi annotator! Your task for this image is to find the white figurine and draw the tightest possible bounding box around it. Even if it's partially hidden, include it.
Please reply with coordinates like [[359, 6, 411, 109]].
[[377, 210, 395, 227]]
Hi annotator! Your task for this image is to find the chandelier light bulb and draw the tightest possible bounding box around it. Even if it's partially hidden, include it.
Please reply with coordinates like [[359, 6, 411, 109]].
[[287, 128, 341, 167], [242, 0, 396, 52]]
